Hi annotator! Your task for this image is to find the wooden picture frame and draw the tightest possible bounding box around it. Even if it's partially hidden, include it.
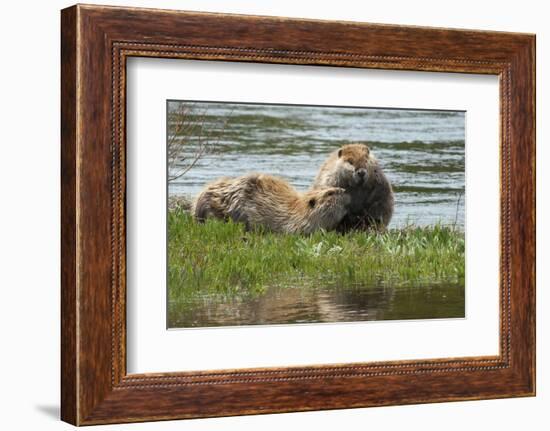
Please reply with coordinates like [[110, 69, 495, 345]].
[[61, 4, 535, 425]]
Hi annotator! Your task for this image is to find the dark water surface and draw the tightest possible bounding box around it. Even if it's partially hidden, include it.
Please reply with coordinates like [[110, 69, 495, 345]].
[[168, 281, 465, 328]]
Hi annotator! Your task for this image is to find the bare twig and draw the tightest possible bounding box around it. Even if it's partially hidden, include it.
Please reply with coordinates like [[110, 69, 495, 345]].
[[453, 190, 463, 230], [167, 103, 231, 182]]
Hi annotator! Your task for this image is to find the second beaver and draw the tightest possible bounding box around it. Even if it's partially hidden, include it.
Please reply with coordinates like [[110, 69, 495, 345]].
[[192, 173, 350, 234], [312, 143, 394, 231]]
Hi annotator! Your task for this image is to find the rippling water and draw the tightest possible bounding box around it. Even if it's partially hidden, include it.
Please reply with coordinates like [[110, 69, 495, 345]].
[[168, 101, 465, 228]]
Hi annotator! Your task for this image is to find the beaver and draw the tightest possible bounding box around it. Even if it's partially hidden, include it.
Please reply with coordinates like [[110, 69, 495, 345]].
[[311, 143, 394, 231], [192, 173, 350, 234]]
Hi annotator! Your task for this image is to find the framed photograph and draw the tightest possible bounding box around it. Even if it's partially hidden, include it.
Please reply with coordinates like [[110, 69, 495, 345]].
[[163, 100, 466, 329], [61, 4, 535, 425]]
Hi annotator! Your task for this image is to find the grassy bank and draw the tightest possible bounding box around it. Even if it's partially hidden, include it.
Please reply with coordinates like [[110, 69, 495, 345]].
[[168, 210, 465, 303]]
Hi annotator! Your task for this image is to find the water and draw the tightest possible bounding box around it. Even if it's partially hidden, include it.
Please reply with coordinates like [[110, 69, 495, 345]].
[[168, 281, 465, 328], [168, 101, 465, 228]]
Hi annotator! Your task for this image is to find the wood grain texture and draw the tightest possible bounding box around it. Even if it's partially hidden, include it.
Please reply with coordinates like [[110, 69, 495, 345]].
[[60, 4, 536, 425]]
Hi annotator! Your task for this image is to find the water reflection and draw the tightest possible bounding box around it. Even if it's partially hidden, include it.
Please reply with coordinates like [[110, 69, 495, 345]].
[[168, 281, 465, 328]]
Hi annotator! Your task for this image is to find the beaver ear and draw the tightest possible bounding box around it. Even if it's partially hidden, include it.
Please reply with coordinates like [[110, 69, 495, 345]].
[[308, 198, 316, 208], [337, 149, 343, 158]]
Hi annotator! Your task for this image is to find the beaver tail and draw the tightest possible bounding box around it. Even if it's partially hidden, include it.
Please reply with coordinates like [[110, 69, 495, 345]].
[[192, 192, 212, 223]]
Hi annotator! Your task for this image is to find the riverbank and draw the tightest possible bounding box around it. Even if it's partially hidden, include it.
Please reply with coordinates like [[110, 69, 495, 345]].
[[167, 208, 465, 306]]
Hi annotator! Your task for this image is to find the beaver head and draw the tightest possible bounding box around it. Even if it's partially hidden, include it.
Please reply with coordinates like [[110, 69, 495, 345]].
[[334, 143, 375, 187], [302, 187, 350, 231]]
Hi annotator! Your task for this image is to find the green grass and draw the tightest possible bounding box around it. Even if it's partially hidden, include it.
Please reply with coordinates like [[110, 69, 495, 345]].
[[168, 210, 465, 303]]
